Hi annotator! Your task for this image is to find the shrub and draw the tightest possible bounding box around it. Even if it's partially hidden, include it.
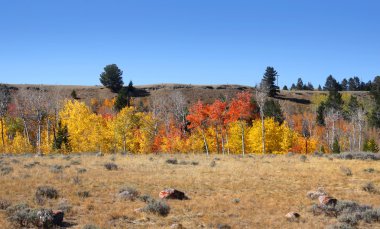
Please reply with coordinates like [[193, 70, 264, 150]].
[[0, 199, 11, 210], [362, 182, 378, 194], [166, 158, 178, 165], [139, 194, 153, 203], [299, 155, 307, 162], [118, 187, 139, 201], [50, 165, 63, 173], [142, 199, 170, 216], [70, 160, 81, 165], [335, 152, 380, 161], [77, 168, 87, 174], [35, 186, 58, 205], [104, 162, 118, 170], [57, 199, 72, 213], [7, 205, 39, 227], [364, 168, 376, 173], [191, 161, 199, 166], [210, 160, 216, 167], [72, 176, 81, 185], [0, 166, 13, 175], [338, 213, 359, 226], [340, 166, 352, 176], [24, 161, 40, 168], [78, 191, 90, 198]]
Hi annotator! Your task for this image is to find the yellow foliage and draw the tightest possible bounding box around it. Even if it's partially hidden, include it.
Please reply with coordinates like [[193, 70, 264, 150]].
[[59, 100, 102, 152], [8, 132, 34, 154], [248, 118, 296, 154], [227, 121, 251, 154]]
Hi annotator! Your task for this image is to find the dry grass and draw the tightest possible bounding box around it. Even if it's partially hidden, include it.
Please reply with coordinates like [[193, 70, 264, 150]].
[[0, 154, 380, 228]]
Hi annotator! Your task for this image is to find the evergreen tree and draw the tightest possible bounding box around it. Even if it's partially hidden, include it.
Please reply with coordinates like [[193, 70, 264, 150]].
[[296, 78, 304, 90], [305, 82, 314, 90], [99, 64, 124, 93], [282, 85, 288, 90], [341, 78, 348, 91], [290, 83, 296, 90], [114, 81, 135, 111], [317, 85, 322, 91], [323, 75, 343, 111], [261, 66, 279, 97], [316, 102, 326, 126], [332, 138, 341, 154], [324, 75, 340, 91], [53, 121, 70, 151], [369, 76, 380, 128], [71, 90, 78, 100], [263, 99, 284, 124]]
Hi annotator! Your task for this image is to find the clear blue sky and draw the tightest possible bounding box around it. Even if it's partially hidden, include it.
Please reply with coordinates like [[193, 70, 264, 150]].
[[0, 0, 379, 87]]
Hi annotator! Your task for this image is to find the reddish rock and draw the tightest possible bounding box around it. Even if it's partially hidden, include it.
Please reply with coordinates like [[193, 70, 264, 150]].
[[285, 212, 300, 221], [318, 195, 337, 206], [159, 188, 189, 200]]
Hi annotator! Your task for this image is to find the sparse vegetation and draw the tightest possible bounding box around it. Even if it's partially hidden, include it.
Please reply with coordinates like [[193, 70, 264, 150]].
[[104, 162, 118, 170], [142, 199, 170, 216]]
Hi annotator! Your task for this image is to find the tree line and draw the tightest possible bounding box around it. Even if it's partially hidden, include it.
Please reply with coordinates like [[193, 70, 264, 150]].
[[0, 65, 378, 155]]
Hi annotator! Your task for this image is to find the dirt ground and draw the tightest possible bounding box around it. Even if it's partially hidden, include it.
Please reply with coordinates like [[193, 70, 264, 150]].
[[1, 153, 380, 228]]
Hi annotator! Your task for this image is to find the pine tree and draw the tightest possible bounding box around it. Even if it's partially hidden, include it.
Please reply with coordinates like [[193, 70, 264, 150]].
[[316, 102, 326, 126], [53, 121, 70, 151], [99, 64, 124, 93], [263, 100, 284, 124], [71, 90, 78, 100], [332, 138, 340, 154], [261, 66, 279, 97], [282, 85, 288, 90]]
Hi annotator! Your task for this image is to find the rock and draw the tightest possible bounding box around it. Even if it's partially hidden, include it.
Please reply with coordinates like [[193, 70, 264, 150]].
[[36, 209, 64, 226], [52, 210, 64, 225], [118, 190, 138, 201], [159, 188, 189, 200], [285, 212, 300, 221], [318, 195, 337, 207]]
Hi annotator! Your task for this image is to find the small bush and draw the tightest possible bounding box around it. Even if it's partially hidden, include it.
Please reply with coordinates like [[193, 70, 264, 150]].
[[50, 165, 63, 173], [299, 155, 307, 162], [362, 182, 378, 194], [104, 162, 118, 170], [335, 152, 380, 161], [24, 161, 40, 168], [210, 160, 216, 167], [179, 161, 188, 165], [78, 191, 90, 198], [72, 176, 81, 185], [191, 161, 199, 166], [0, 166, 13, 175], [142, 199, 170, 216], [77, 168, 87, 174], [166, 158, 178, 165], [7, 206, 39, 227], [70, 160, 81, 165], [35, 186, 59, 203], [364, 168, 375, 173], [340, 166, 352, 176], [286, 152, 295, 157], [57, 199, 72, 213], [0, 199, 11, 210], [139, 194, 153, 203], [118, 187, 139, 201], [338, 213, 359, 226]]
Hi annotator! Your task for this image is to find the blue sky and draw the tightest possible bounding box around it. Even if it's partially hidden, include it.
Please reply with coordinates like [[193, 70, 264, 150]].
[[0, 0, 379, 87]]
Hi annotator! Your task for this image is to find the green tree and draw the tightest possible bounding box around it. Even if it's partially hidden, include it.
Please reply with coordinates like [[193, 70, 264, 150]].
[[99, 64, 124, 93], [261, 66, 279, 97], [363, 139, 379, 153], [332, 138, 340, 154], [114, 81, 134, 111], [263, 100, 284, 124], [282, 85, 288, 90], [369, 76, 380, 128], [53, 121, 70, 151], [296, 78, 304, 90], [316, 102, 326, 126], [71, 90, 78, 100], [0, 84, 11, 146]]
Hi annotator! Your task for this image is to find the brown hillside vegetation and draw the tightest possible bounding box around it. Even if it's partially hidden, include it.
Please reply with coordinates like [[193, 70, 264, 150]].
[[7, 84, 372, 112], [1, 154, 380, 228]]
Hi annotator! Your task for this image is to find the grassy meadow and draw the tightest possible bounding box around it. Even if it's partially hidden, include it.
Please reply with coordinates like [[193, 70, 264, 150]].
[[0, 153, 380, 228]]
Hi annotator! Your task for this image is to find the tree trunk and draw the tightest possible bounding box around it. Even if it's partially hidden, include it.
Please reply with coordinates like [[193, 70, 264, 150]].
[[38, 120, 41, 153], [123, 135, 126, 153], [0, 118, 4, 147], [261, 115, 266, 154], [240, 122, 245, 156], [225, 132, 230, 155], [221, 128, 225, 155], [215, 126, 220, 154], [201, 129, 209, 156], [305, 137, 308, 154], [23, 118, 30, 144]]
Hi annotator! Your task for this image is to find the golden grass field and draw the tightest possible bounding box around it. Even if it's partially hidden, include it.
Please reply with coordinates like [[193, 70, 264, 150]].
[[1, 153, 380, 228]]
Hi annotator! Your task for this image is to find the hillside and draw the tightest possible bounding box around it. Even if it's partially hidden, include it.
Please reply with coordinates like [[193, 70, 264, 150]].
[[6, 83, 372, 113]]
